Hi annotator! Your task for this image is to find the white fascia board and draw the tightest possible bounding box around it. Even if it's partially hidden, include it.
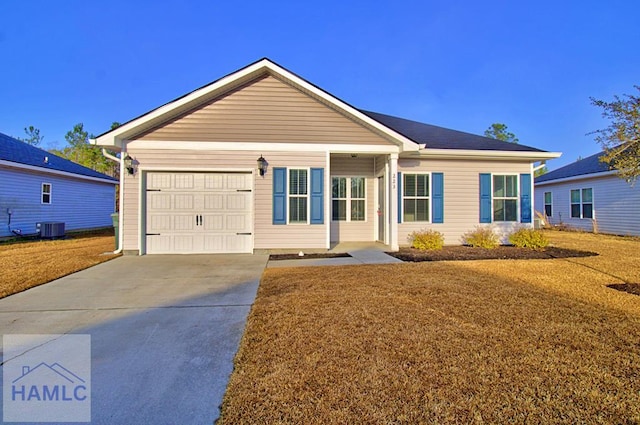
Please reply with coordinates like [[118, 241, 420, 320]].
[[126, 140, 400, 154], [535, 170, 618, 186], [413, 148, 562, 161], [0, 159, 118, 185], [93, 59, 419, 152]]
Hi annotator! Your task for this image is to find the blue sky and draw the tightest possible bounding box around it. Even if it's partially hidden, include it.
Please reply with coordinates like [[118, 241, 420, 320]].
[[1, 0, 638, 169]]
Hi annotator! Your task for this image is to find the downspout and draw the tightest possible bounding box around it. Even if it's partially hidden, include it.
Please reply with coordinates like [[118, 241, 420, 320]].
[[97, 145, 124, 254]]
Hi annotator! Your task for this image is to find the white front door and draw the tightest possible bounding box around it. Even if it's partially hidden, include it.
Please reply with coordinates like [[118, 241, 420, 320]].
[[145, 172, 253, 254]]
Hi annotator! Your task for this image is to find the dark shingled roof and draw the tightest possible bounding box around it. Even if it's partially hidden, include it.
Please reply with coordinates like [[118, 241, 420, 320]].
[[360, 110, 547, 153], [0, 132, 118, 182], [535, 151, 611, 183]]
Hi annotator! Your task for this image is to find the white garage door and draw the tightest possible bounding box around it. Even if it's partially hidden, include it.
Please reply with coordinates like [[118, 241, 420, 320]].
[[145, 172, 253, 254]]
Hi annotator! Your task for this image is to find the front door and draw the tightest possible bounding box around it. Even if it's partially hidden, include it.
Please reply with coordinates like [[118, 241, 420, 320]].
[[377, 176, 385, 242]]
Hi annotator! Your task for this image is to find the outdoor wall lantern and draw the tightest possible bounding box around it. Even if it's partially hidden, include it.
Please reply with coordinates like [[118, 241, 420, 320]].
[[124, 155, 135, 175], [257, 155, 268, 176]]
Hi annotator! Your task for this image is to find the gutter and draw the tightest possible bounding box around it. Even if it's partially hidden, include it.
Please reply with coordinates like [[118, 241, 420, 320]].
[[93, 141, 124, 254]]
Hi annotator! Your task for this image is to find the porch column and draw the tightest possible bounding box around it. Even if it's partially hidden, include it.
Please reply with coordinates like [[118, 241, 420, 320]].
[[389, 153, 399, 251]]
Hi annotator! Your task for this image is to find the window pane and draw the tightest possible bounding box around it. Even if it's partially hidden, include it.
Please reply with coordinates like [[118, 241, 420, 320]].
[[332, 199, 346, 221], [571, 203, 581, 218], [544, 192, 552, 204], [545, 204, 552, 217], [42, 184, 51, 194], [404, 174, 416, 197], [290, 170, 307, 195], [351, 200, 365, 221], [493, 175, 505, 197], [351, 177, 365, 199], [506, 175, 518, 197], [332, 177, 346, 198], [583, 203, 593, 219], [505, 200, 517, 221], [416, 199, 429, 221], [571, 190, 581, 203], [403, 199, 416, 222], [289, 197, 307, 222], [493, 199, 505, 222], [42, 194, 51, 204], [582, 188, 593, 203], [416, 175, 429, 197]]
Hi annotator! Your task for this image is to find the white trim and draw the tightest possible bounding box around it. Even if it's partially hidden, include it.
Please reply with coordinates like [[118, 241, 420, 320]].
[[384, 161, 390, 245], [491, 173, 520, 223], [0, 159, 118, 185], [41, 182, 52, 205], [330, 176, 367, 223], [400, 172, 431, 224], [139, 166, 255, 173], [325, 152, 331, 249], [286, 167, 311, 225], [535, 170, 618, 186], [125, 140, 400, 154], [415, 148, 562, 161], [94, 59, 419, 152], [389, 153, 399, 250]]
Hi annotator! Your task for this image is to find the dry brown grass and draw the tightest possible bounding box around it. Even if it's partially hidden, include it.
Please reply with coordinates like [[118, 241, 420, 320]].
[[0, 230, 119, 298], [220, 231, 640, 424]]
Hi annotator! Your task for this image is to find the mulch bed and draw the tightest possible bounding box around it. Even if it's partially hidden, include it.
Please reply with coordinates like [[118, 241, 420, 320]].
[[269, 252, 352, 261], [388, 245, 598, 262], [607, 283, 640, 296]]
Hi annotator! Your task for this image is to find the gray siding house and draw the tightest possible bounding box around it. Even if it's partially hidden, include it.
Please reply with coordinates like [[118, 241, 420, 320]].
[[535, 151, 640, 236], [0, 133, 118, 237], [94, 58, 560, 254]]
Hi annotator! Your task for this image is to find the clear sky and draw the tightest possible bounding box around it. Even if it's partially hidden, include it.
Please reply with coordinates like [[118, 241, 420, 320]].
[[1, 0, 638, 169]]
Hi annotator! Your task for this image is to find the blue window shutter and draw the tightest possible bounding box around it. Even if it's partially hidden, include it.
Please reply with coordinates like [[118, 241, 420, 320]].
[[310, 168, 324, 224], [273, 167, 286, 225], [479, 173, 492, 223], [397, 172, 402, 223], [520, 173, 532, 223], [432, 172, 444, 223]]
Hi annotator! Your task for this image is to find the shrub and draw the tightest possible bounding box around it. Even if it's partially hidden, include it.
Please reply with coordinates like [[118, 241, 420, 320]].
[[509, 228, 549, 250], [409, 229, 444, 251], [463, 226, 499, 249]]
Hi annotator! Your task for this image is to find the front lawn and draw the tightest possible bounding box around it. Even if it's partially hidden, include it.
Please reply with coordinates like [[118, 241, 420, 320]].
[[219, 231, 640, 424], [0, 229, 119, 298]]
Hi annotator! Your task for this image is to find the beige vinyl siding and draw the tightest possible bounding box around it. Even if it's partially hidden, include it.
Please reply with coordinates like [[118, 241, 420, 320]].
[[534, 174, 640, 236], [121, 149, 327, 252], [135, 75, 390, 146], [398, 158, 532, 245], [329, 156, 376, 242]]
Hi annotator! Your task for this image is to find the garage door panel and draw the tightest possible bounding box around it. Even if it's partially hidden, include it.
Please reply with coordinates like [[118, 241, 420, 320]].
[[146, 172, 253, 254]]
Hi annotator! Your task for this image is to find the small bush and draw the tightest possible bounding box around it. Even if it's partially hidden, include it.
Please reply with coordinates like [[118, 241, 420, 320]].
[[509, 228, 549, 250], [409, 229, 444, 251], [463, 226, 499, 249]]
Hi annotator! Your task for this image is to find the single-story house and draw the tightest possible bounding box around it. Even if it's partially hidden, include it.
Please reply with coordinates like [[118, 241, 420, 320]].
[[534, 150, 640, 236], [0, 132, 118, 238], [94, 58, 560, 255]]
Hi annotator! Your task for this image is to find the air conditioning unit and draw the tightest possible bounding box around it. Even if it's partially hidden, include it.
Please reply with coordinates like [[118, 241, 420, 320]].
[[39, 222, 65, 239]]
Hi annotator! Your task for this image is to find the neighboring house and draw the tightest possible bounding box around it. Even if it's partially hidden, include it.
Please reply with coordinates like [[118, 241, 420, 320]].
[[94, 58, 560, 254], [0, 133, 118, 237], [535, 151, 640, 236]]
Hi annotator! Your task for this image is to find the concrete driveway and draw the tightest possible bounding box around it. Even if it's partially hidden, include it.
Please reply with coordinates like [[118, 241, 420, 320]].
[[0, 254, 267, 424]]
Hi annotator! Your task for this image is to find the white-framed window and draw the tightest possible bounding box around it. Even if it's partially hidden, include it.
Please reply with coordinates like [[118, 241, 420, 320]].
[[403, 173, 430, 222], [332, 176, 366, 222], [570, 188, 593, 219], [41, 183, 52, 204], [544, 191, 552, 217], [288, 168, 309, 223], [493, 174, 518, 222]]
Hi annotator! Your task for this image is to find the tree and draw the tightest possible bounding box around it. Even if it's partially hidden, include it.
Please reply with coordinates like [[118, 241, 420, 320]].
[[534, 163, 548, 177], [50, 123, 116, 177], [484, 123, 519, 144], [19, 125, 44, 146], [590, 86, 640, 183]]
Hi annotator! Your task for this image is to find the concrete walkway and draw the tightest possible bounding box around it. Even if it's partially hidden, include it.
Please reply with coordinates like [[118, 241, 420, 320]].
[[0, 254, 268, 424], [267, 248, 402, 268]]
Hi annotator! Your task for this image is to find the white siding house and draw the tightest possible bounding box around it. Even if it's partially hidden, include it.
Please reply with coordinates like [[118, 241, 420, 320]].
[[94, 58, 560, 254], [535, 151, 640, 236], [0, 133, 118, 237]]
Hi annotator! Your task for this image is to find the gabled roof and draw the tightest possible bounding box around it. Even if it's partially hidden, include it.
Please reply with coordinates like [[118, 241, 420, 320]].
[[361, 111, 547, 153], [535, 151, 611, 183], [0, 132, 118, 183]]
